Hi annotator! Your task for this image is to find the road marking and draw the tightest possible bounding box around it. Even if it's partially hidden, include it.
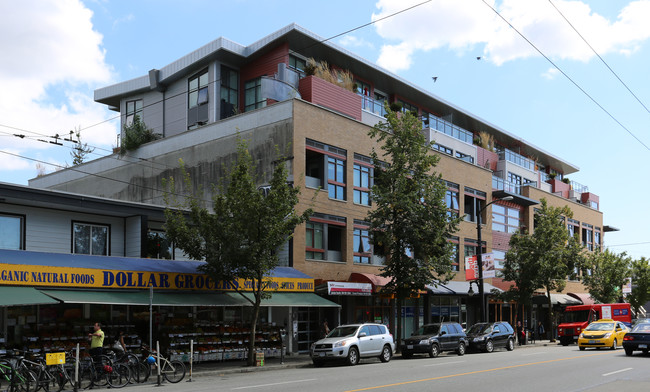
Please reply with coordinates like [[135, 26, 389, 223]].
[[345, 352, 613, 392], [603, 368, 632, 377], [521, 352, 547, 356], [422, 360, 465, 367], [232, 379, 318, 390]]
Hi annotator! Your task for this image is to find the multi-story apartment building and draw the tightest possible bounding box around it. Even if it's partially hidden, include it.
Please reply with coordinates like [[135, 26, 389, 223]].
[[30, 24, 607, 345]]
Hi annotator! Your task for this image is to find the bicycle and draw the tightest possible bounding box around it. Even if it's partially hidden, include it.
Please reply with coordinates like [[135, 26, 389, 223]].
[[104, 348, 148, 384], [140, 345, 185, 383], [0, 352, 39, 392], [75, 351, 130, 389]]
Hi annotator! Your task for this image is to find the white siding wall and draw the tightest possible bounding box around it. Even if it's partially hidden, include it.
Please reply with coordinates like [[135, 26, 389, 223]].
[[125, 216, 142, 257]]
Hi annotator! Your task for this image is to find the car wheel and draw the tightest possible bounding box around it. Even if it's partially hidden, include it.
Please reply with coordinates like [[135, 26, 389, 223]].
[[484, 340, 494, 353], [429, 344, 439, 358], [506, 338, 514, 351], [457, 342, 466, 356], [312, 359, 324, 367], [579, 346, 586, 351], [347, 347, 359, 366], [624, 348, 633, 356], [611, 339, 617, 350], [379, 345, 392, 363]]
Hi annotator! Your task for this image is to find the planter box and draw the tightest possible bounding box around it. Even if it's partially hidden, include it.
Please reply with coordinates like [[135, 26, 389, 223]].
[[298, 75, 362, 121]]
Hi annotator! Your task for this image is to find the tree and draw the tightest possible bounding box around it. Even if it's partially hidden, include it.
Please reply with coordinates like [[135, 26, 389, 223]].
[[163, 138, 312, 366], [502, 198, 584, 342], [367, 106, 461, 349], [70, 128, 95, 165], [627, 257, 650, 316], [581, 249, 631, 304], [120, 116, 161, 156]]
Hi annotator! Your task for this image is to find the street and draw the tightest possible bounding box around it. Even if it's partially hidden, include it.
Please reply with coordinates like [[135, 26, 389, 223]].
[[121, 345, 650, 392]]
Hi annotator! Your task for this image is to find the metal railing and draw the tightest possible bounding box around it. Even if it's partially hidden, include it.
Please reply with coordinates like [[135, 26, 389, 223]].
[[360, 95, 387, 117], [498, 149, 535, 171], [423, 115, 474, 144]]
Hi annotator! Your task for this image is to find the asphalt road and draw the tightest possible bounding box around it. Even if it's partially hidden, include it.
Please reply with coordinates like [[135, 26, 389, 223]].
[[123, 346, 650, 392]]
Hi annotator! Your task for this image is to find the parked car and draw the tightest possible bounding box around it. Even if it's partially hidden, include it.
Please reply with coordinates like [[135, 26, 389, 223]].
[[465, 322, 515, 353], [310, 323, 395, 366], [400, 322, 467, 358], [578, 319, 628, 350], [623, 321, 650, 356]]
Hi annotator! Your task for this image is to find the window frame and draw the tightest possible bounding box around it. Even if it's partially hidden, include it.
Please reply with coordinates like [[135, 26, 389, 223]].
[[353, 154, 372, 206], [353, 221, 372, 265], [244, 77, 266, 112], [491, 204, 521, 234], [188, 69, 209, 110], [72, 221, 110, 256], [125, 99, 143, 127], [0, 213, 25, 250], [463, 187, 487, 223]]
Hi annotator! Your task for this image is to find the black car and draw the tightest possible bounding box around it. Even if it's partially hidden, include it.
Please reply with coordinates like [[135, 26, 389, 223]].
[[401, 322, 467, 358], [466, 322, 516, 353], [623, 321, 650, 356]]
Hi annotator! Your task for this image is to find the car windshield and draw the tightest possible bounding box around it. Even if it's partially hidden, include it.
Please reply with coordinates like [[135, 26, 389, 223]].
[[327, 326, 359, 338], [585, 322, 614, 331], [415, 325, 440, 335], [631, 323, 650, 333], [467, 324, 490, 334]]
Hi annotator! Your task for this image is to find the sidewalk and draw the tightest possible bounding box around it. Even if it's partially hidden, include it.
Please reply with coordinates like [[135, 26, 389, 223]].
[[185, 339, 560, 377]]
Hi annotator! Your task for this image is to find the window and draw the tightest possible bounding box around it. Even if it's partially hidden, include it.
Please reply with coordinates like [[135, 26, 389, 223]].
[[568, 218, 580, 239], [353, 154, 372, 206], [433, 143, 453, 155], [220, 66, 238, 120], [449, 237, 459, 271], [0, 213, 24, 250], [145, 230, 173, 260], [244, 77, 266, 112], [188, 69, 209, 129], [493, 249, 506, 270], [455, 151, 474, 164], [492, 204, 521, 234], [353, 221, 372, 264], [445, 181, 460, 218], [463, 187, 486, 223], [464, 239, 486, 259], [306, 213, 346, 262], [289, 54, 307, 76], [73, 222, 109, 255], [594, 228, 601, 250], [355, 80, 371, 96], [398, 99, 418, 115], [125, 99, 143, 127], [306, 222, 324, 260], [328, 157, 346, 200], [582, 223, 594, 251]]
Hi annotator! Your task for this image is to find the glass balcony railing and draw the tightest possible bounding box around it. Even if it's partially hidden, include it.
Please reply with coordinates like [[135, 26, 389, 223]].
[[498, 149, 535, 171], [570, 180, 589, 193], [492, 176, 537, 195], [360, 95, 387, 117], [422, 115, 474, 144]]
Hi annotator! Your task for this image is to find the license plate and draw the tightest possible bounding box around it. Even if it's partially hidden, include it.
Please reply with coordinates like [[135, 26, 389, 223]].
[[639, 344, 647, 349], [319, 352, 325, 357], [407, 345, 413, 349], [589, 340, 597, 344]]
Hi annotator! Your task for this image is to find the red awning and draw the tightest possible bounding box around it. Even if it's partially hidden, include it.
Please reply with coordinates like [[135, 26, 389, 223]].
[[348, 273, 392, 292], [568, 292, 595, 305]]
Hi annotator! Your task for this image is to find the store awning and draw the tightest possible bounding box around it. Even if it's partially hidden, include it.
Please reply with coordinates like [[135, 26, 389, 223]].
[[425, 283, 455, 294], [239, 292, 340, 307], [0, 286, 60, 306], [152, 292, 248, 307], [533, 293, 582, 306], [40, 289, 151, 305], [568, 292, 595, 305], [426, 281, 503, 295]]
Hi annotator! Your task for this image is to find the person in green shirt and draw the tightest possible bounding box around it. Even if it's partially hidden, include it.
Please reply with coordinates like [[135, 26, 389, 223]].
[[88, 322, 105, 358]]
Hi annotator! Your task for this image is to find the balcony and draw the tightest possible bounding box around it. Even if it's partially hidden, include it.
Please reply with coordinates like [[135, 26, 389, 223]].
[[492, 176, 538, 195], [360, 95, 387, 117], [422, 114, 474, 144], [498, 149, 535, 171]]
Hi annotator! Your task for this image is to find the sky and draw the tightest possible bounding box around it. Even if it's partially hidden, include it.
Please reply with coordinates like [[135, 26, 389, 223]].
[[1, 0, 649, 259]]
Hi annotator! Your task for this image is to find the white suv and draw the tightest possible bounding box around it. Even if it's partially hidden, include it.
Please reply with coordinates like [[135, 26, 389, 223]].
[[310, 323, 395, 366]]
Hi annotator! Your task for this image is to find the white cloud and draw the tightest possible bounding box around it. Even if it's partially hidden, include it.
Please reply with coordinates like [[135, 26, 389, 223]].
[[372, 0, 650, 70], [112, 13, 135, 30], [338, 35, 375, 49], [0, 0, 117, 181], [542, 67, 560, 80]]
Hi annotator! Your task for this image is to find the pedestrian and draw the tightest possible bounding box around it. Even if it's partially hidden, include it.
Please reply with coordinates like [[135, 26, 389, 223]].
[[112, 330, 126, 354], [320, 319, 330, 338], [537, 321, 545, 341], [516, 320, 525, 346], [88, 322, 105, 358]]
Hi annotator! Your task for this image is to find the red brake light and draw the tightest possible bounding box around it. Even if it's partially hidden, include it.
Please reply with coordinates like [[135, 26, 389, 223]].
[[623, 335, 634, 341]]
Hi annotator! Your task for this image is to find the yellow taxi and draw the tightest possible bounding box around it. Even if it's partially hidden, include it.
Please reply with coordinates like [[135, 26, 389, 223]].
[[578, 319, 628, 351]]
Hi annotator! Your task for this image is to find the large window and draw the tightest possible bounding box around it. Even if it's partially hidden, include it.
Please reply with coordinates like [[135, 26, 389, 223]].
[[145, 230, 173, 260], [463, 187, 486, 223], [220, 66, 238, 120], [188, 69, 209, 129], [445, 181, 460, 218], [305, 139, 347, 200], [244, 77, 265, 112], [289, 54, 307, 76], [353, 154, 372, 206], [125, 99, 143, 127], [568, 218, 580, 239], [493, 249, 506, 270], [328, 157, 345, 200], [449, 237, 460, 271], [306, 222, 324, 260], [73, 222, 109, 255], [306, 213, 346, 262], [398, 99, 418, 114], [594, 228, 601, 250], [353, 221, 372, 264], [492, 204, 521, 234], [582, 223, 594, 251], [0, 213, 24, 250]]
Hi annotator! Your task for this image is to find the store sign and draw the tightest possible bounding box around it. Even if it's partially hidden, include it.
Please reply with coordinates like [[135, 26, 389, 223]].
[[327, 282, 372, 296], [0, 263, 314, 292]]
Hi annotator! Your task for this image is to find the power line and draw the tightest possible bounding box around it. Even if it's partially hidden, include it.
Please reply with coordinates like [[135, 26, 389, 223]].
[[548, 0, 650, 117], [607, 241, 650, 248], [481, 0, 650, 152]]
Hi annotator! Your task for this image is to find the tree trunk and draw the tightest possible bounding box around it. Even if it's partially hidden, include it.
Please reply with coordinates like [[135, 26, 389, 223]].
[[247, 294, 262, 366], [395, 295, 403, 353], [546, 287, 555, 343]]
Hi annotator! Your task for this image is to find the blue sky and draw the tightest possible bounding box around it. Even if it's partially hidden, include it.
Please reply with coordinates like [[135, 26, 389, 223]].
[[1, 0, 649, 260]]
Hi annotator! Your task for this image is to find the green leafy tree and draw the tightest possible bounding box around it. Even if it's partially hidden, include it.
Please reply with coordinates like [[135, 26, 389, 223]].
[[628, 257, 650, 316], [367, 106, 461, 349], [70, 128, 95, 165], [581, 249, 631, 304], [163, 138, 312, 366], [120, 115, 161, 156], [503, 198, 584, 342]]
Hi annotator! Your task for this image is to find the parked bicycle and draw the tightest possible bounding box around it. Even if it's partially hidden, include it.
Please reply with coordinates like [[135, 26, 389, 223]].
[[74, 350, 130, 389], [140, 344, 185, 383]]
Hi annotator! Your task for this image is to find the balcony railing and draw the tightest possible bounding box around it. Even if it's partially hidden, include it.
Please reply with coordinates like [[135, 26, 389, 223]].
[[492, 176, 538, 195], [570, 180, 588, 193], [360, 95, 387, 117], [498, 149, 535, 171], [422, 115, 474, 144]]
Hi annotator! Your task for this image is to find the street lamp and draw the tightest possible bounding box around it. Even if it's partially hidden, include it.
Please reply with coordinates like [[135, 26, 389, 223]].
[[476, 195, 513, 322]]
